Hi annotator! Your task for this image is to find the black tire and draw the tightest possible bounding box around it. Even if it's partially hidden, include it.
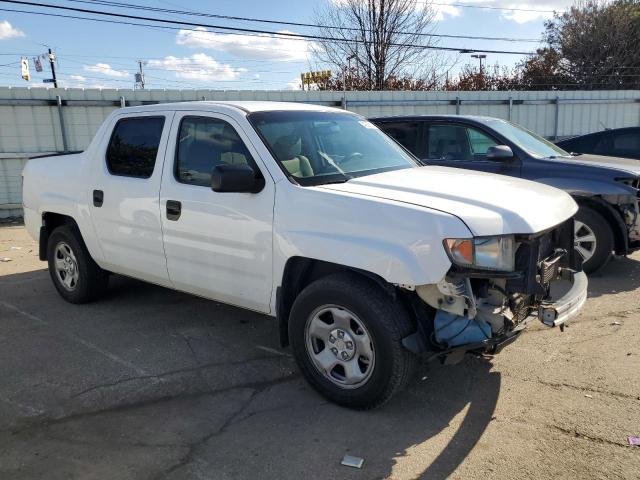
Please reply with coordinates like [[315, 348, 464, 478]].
[[574, 205, 614, 274], [47, 225, 108, 303], [289, 272, 418, 409]]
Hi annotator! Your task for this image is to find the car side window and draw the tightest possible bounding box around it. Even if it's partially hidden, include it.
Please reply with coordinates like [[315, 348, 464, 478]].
[[427, 125, 470, 160], [175, 116, 260, 187], [426, 124, 498, 161], [467, 128, 499, 158], [106, 116, 165, 178], [612, 133, 640, 156], [379, 122, 419, 154]]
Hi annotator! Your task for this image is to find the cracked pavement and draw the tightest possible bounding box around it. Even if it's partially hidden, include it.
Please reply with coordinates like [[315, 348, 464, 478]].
[[1, 224, 639, 479]]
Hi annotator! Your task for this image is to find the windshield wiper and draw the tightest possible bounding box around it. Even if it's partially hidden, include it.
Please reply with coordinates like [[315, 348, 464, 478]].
[[317, 173, 353, 185]]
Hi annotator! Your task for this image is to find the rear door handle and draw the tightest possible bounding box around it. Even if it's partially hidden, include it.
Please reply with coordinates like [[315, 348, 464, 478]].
[[93, 190, 104, 207], [166, 200, 182, 221]]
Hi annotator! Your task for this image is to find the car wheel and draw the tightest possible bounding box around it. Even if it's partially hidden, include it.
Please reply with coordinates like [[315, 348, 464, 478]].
[[289, 272, 418, 409], [574, 206, 614, 274], [47, 225, 108, 303]]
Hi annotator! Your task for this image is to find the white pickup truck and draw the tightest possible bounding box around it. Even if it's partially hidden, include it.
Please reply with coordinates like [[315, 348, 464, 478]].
[[22, 101, 587, 409]]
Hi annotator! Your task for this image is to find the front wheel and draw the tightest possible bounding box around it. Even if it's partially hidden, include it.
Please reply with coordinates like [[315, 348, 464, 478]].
[[289, 273, 418, 409], [574, 206, 614, 274]]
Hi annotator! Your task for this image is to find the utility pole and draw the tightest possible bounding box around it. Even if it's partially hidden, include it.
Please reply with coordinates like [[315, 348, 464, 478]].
[[47, 48, 58, 88], [135, 60, 146, 89]]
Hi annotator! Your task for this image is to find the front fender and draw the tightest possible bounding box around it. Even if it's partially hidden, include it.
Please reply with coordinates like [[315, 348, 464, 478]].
[[272, 184, 472, 292]]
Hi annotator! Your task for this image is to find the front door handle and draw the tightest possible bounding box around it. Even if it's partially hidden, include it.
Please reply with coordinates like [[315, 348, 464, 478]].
[[93, 189, 104, 207], [166, 200, 182, 221]]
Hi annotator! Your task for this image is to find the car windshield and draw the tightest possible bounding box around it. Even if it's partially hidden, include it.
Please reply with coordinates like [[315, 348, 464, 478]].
[[484, 119, 571, 159], [248, 110, 420, 186]]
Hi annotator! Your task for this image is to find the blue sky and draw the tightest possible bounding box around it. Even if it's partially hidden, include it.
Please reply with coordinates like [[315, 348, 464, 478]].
[[0, 0, 574, 90]]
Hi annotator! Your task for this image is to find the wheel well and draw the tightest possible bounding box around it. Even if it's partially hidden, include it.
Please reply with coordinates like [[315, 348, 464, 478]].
[[573, 196, 628, 255], [39, 212, 78, 260], [276, 257, 396, 347]]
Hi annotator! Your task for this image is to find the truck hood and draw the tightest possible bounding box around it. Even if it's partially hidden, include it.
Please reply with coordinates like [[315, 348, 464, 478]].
[[551, 154, 640, 175], [318, 166, 577, 236]]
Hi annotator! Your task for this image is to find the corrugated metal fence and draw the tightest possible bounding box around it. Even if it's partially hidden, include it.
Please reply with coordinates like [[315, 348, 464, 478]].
[[1, 87, 639, 217]]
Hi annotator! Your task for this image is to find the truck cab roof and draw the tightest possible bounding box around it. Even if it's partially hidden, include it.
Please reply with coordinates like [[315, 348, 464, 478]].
[[116, 100, 346, 115]]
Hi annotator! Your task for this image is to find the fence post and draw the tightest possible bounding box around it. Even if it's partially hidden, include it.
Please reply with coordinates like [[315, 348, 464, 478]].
[[508, 96, 513, 121], [554, 96, 561, 140], [56, 95, 69, 152], [455, 96, 460, 115]]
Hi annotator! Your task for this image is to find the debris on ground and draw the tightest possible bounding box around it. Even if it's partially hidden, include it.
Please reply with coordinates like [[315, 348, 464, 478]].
[[10, 246, 21, 250], [611, 321, 621, 326], [628, 436, 640, 446], [584, 394, 593, 398], [341, 455, 364, 469], [0, 257, 11, 262]]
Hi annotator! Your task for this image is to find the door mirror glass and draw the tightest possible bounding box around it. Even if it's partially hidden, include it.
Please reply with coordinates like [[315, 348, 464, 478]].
[[211, 164, 264, 193], [486, 145, 514, 161]]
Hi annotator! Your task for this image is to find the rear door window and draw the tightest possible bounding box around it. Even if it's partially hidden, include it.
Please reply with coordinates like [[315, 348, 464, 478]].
[[106, 116, 165, 178], [378, 122, 420, 155]]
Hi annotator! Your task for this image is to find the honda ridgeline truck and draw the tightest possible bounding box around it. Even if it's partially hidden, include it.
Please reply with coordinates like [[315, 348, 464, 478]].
[[22, 102, 587, 409]]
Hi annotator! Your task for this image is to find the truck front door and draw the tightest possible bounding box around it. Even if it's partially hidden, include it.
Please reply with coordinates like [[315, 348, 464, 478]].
[[89, 112, 174, 287], [159, 112, 275, 313]]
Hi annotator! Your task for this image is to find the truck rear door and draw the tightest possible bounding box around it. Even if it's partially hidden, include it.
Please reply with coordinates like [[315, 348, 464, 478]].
[[158, 111, 275, 313], [88, 111, 174, 287]]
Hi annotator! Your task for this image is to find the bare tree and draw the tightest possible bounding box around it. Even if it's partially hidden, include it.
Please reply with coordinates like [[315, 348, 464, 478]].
[[312, 0, 443, 90]]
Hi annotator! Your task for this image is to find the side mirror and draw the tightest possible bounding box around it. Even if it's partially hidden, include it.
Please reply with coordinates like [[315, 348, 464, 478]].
[[486, 145, 514, 162], [211, 164, 264, 193]]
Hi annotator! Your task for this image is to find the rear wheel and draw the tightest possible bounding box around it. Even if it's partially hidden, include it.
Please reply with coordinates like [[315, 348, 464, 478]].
[[574, 206, 614, 274], [289, 272, 418, 409], [47, 225, 108, 303]]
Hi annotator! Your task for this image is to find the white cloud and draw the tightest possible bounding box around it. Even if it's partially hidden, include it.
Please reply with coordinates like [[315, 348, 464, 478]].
[[83, 63, 130, 78], [439, 0, 569, 24], [285, 77, 302, 90], [147, 53, 243, 81], [0, 20, 24, 39], [70, 75, 87, 82], [431, 0, 463, 21], [176, 27, 312, 62]]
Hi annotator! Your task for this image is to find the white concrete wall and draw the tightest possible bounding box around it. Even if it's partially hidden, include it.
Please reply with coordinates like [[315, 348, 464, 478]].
[[1, 87, 639, 217]]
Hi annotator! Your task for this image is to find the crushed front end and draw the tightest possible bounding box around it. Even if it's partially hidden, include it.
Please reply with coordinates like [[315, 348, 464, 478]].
[[402, 218, 588, 363]]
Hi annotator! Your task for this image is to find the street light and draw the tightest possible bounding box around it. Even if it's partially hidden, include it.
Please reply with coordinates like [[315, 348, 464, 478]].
[[471, 54, 487, 74]]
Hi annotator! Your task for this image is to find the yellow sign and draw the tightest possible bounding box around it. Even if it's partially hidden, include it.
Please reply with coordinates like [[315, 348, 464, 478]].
[[301, 70, 332, 85]]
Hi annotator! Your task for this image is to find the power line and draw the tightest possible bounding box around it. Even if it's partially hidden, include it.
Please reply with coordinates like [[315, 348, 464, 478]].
[[0, 0, 536, 55], [62, 0, 542, 43]]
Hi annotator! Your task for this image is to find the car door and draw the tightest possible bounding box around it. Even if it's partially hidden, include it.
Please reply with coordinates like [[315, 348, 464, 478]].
[[159, 111, 275, 313], [89, 111, 174, 287], [421, 122, 520, 176]]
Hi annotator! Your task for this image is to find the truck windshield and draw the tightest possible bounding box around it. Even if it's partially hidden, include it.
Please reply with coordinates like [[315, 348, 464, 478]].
[[248, 111, 420, 186], [484, 119, 570, 159]]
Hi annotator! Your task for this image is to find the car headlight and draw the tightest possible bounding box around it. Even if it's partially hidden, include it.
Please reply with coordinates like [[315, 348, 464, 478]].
[[444, 235, 515, 271]]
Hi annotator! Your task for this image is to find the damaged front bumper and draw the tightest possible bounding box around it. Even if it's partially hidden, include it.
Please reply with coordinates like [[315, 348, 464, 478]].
[[402, 219, 588, 362], [538, 269, 588, 328]]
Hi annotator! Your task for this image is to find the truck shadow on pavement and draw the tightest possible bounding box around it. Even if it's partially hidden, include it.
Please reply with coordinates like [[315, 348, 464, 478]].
[[1, 270, 499, 479]]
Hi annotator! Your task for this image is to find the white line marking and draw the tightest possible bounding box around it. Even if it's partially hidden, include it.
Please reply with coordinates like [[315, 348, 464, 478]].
[[256, 345, 291, 357], [0, 300, 150, 377], [0, 300, 48, 325]]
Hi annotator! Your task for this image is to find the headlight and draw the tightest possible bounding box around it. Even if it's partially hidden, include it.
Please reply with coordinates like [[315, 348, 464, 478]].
[[444, 235, 515, 271]]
